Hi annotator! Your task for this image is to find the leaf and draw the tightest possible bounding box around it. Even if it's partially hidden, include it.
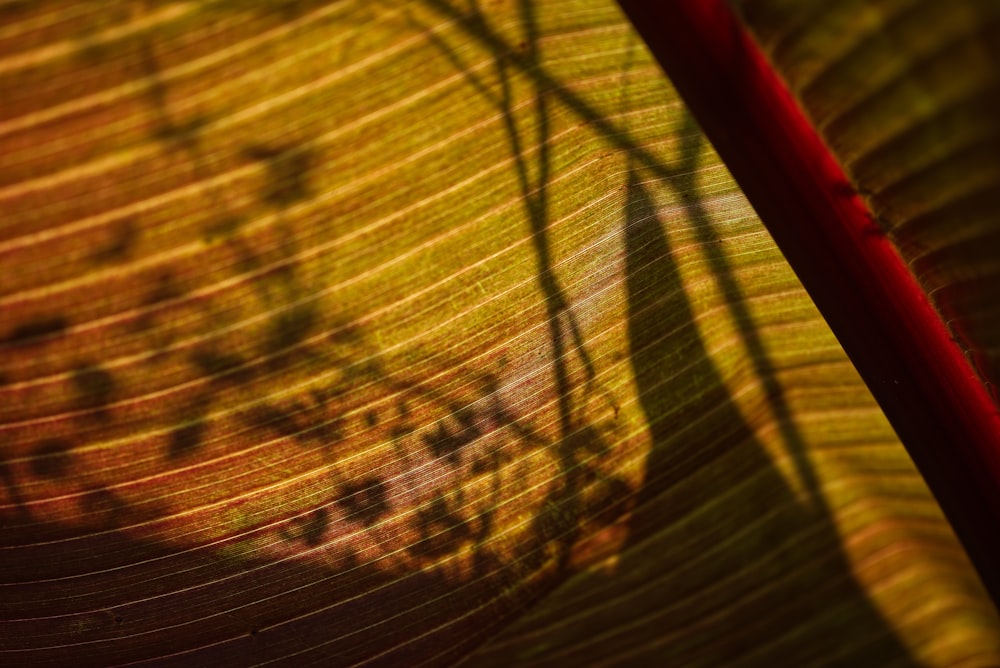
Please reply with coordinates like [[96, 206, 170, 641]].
[[0, 1, 997, 666]]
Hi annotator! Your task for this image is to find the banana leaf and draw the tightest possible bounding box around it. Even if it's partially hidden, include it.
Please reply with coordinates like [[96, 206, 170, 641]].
[[0, 1, 997, 665]]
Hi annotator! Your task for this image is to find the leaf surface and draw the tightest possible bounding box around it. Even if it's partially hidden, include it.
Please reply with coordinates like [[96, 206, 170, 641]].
[[0, 1, 997, 666]]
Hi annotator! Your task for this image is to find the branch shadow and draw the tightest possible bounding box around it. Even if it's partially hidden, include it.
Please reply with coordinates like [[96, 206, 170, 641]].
[[420, 0, 824, 512], [611, 157, 913, 664], [490, 0, 610, 571], [0, 1, 922, 666], [424, 1, 917, 663], [461, 145, 916, 666]]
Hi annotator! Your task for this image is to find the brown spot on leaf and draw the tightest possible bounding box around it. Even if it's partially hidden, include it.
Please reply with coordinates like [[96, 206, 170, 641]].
[[168, 420, 207, 459], [72, 364, 116, 417], [79, 487, 128, 528], [4, 316, 68, 346], [93, 220, 138, 264], [30, 439, 74, 479], [413, 495, 472, 558], [153, 116, 206, 152], [338, 478, 389, 526], [423, 410, 481, 466], [244, 144, 315, 207], [281, 506, 331, 547], [302, 507, 329, 546], [264, 304, 318, 361], [246, 404, 301, 441], [190, 349, 255, 386]]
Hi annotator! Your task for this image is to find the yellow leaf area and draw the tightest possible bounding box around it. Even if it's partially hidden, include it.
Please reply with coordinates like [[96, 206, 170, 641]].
[[0, 1, 996, 665]]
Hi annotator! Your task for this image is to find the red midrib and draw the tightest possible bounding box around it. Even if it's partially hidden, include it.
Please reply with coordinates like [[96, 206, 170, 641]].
[[617, 0, 1000, 605]]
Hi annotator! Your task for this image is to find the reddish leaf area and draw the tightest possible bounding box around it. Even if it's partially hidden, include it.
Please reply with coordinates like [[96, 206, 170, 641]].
[[617, 0, 1000, 604]]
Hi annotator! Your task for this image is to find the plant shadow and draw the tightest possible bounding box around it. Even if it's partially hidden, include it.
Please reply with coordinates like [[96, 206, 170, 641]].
[[0, 1, 924, 666]]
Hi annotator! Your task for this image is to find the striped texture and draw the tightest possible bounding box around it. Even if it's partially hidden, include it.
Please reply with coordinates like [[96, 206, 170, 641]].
[[0, 1, 997, 665], [730, 0, 1000, 400]]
